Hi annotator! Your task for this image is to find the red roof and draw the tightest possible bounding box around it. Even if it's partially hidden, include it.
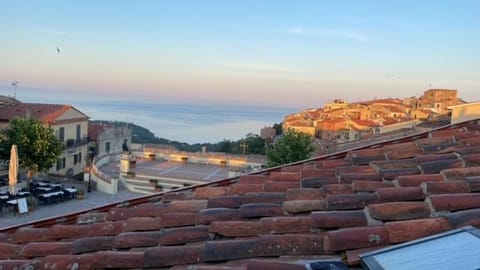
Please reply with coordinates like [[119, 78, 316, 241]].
[[351, 119, 376, 127], [1, 119, 480, 269], [0, 102, 86, 124], [88, 123, 111, 140]]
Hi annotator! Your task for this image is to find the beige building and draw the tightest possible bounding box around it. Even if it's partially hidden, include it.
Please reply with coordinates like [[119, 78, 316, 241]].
[[88, 123, 132, 159], [449, 102, 480, 124], [0, 97, 89, 176]]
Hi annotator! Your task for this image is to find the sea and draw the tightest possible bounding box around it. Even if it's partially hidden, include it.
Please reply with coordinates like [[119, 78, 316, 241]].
[[76, 99, 293, 144], [7, 88, 295, 144]]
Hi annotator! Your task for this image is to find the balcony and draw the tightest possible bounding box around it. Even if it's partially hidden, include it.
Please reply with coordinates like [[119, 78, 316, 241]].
[[63, 137, 89, 149]]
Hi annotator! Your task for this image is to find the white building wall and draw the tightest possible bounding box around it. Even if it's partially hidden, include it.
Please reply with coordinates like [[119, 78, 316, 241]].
[[450, 102, 480, 124]]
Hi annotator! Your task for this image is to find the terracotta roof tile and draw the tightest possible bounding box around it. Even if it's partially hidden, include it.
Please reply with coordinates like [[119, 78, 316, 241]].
[[239, 203, 284, 218], [229, 184, 264, 195], [194, 187, 230, 199], [300, 177, 339, 188], [282, 200, 326, 214], [264, 181, 299, 192], [90, 251, 144, 269], [71, 236, 115, 254], [238, 175, 269, 184], [337, 165, 376, 174], [258, 234, 325, 257], [325, 194, 378, 210], [368, 202, 430, 221], [197, 208, 241, 224], [203, 239, 259, 262], [395, 174, 444, 187], [76, 212, 108, 225], [113, 231, 162, 248], [441, 166, 480, 181], [339, 172, 383, 183], [347, 148, 386, 165], [322, 184, 354, 195], [144, 245, 204, 268], [124, 217, 160, 231], [418, 159, 464, 174], [285, 188, 324, 201], [260, 216, 311, 234], [162, 212, 200, 227], [0, 243, 21, 259], [315, 159, 351, 168], [422, 181, 469, 194], [416, 153, 458, 163], [466, 176, 480, 191], [242, 192, 286, 204], [20, 242, 72, 257], [161, 226, 210, 245], [300, 168, 337, 178], [209, 221, 262, 237], [324, 226, 389, 251], [207, 195, 244, 208], [352, 180, 395, 192], [376, 187, 425, 202], [385, 217, 452, 243], [14, 228, 51, 243], [2, 118, 480, 269], [311, 210, 367, 228], [445, 208, 480, 228], [269, 172, 302, 182], [384, 142, 421, 160], [462, 153, 480, 167], [428, 193, 480, 212]]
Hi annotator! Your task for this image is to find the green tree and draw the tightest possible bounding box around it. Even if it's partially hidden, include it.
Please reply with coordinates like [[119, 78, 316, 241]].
[[272, 122, 283, 135], [243, 133, 266, 155], [266, 128, 315, 167], [0, 118, 63, 188]]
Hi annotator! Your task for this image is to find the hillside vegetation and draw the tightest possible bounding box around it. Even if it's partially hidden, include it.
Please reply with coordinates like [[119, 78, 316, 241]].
[[91, 120, 267, 155]]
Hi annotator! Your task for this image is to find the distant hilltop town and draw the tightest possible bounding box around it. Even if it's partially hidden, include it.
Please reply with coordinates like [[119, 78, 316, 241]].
[[280, 89, 465, 153]]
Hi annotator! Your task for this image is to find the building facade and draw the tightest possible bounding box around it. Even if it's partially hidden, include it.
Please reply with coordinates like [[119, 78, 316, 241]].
[[0, 97, 89, 176]]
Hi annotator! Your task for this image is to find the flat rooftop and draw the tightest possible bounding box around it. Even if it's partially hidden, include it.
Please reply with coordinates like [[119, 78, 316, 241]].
[[99, 159, 233, 182]]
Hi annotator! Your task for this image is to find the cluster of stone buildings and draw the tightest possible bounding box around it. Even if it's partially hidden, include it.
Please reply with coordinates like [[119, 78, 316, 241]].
[[0, 96, 131, 179], [282, 89, 465, 145]]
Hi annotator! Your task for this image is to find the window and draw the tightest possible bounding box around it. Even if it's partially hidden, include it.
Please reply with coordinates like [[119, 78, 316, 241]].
[[59, 127, 65, 141], [74, 154, 79, 164], [56, 158, 66, 171], [106, 142, 111, 153], [76, 124, 81, 141], [79, 152, 82, 163]]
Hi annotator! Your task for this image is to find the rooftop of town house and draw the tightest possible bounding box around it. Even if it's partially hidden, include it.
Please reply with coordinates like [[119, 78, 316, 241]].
[[0, 100, 88, 124], [0, 119, 479, 269]]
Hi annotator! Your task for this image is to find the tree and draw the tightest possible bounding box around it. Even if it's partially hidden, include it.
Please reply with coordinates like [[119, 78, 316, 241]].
[[272, 122, 283, 135], [0, 118, 63, 188], [266, 128, 315, 167], [243, 133, 266, 155]]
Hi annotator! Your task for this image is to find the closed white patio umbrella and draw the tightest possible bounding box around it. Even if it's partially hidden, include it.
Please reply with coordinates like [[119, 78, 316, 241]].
[[8, 144, 18, 195]]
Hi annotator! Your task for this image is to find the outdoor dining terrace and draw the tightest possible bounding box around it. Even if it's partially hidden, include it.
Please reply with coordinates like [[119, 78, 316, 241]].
[[0, 180, 79, 215]]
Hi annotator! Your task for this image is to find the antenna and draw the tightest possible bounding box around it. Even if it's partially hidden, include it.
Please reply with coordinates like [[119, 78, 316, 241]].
[[11, 81, 20, 99]]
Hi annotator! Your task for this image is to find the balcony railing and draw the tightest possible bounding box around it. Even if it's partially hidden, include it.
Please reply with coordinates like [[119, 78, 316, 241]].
[[63, 137, 89, 149]]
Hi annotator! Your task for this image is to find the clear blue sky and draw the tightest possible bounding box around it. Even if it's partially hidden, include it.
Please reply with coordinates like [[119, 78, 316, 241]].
[[1, 0, 479, 107]]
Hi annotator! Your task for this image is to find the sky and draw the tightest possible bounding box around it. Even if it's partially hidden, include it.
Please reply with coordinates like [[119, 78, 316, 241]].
[[1, 0, 479, 108]]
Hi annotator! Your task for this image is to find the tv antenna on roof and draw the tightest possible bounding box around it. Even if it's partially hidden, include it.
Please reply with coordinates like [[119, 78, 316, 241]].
[[12, 81, 20, 99]]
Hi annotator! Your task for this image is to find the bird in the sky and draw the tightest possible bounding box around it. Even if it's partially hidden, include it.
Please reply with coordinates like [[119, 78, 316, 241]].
[[56, 46, 60, 54]]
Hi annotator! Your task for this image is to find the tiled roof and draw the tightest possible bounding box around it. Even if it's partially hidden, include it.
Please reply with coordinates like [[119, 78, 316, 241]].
[[88, 123, 111, 140], [0, 102, 84, 124], [1, 119, 480, 269]]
